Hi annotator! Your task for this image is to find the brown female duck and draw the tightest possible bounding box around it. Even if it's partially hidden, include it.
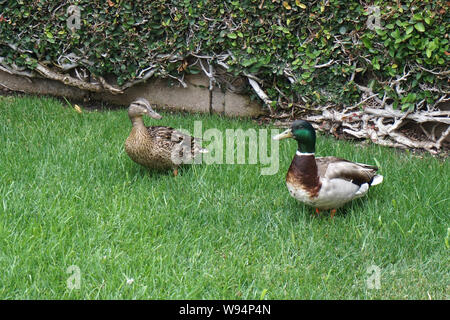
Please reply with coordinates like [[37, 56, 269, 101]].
[[124, 98, 207, 175]]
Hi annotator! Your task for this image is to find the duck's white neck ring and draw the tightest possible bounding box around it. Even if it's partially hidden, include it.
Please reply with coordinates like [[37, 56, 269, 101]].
[[296, 151, 315, 156]]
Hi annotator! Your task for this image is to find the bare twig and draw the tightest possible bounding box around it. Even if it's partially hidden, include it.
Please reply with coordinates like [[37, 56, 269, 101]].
[[248, 77, 273, 114]]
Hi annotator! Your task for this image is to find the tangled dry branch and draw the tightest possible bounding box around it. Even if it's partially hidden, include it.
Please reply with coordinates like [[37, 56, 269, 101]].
[[195, 54, 449, 154], [296, 86, 450, 154]]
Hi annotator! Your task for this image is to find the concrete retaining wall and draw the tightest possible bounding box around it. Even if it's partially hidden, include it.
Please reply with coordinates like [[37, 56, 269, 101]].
[[0, 71, 264, 117]]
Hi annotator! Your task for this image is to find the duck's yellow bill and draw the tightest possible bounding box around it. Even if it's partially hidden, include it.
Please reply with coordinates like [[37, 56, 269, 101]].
[[273, 128, 293, 140]]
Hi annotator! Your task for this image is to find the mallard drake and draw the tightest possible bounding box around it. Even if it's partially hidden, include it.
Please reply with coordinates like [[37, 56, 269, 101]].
[[124, 98, 208, 175], [273, 120, 383, 217]]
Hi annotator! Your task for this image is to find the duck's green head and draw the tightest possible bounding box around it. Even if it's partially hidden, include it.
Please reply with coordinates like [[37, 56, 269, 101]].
[[273, 120, 316, 153]]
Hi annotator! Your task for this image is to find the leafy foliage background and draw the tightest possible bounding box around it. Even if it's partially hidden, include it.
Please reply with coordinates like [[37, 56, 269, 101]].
[[0, 0, 448, 110]]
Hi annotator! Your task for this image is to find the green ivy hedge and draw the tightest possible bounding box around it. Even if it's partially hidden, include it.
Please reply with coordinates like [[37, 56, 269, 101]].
[[0, 0, 448, 110]]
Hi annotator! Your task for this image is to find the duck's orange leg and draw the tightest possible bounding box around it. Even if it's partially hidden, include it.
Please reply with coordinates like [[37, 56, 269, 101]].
[[315, 208, 320, 216], [330, 209, 337, 219], [173, 168, 178, 177]]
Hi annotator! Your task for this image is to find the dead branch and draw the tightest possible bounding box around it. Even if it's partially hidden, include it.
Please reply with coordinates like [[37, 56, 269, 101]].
[[248, 77, 273, 114], [34, 62, 122, 94], [301, 100, 449, 154]]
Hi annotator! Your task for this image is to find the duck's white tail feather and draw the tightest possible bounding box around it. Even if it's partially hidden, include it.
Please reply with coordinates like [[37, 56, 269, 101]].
[[371, 175, 383, 186], [355, 183, 369, 197]]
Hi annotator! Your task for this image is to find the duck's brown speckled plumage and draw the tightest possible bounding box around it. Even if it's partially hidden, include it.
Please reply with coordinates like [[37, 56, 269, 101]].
[[124, 98, 207, 171]]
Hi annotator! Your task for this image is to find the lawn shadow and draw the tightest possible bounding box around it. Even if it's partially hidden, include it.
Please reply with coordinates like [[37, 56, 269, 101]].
[[286, 196, 371, 222], [125, 162, 202, 180], [333, 198, 371, 218], [126, 164, 174, 180]]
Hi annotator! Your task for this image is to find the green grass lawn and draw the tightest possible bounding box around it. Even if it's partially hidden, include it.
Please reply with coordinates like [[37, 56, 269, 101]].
[[0, 95, 448, 299]]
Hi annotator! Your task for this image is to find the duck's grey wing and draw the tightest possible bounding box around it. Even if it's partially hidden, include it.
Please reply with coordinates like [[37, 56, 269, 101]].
[[316, 157, 379, 186]]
